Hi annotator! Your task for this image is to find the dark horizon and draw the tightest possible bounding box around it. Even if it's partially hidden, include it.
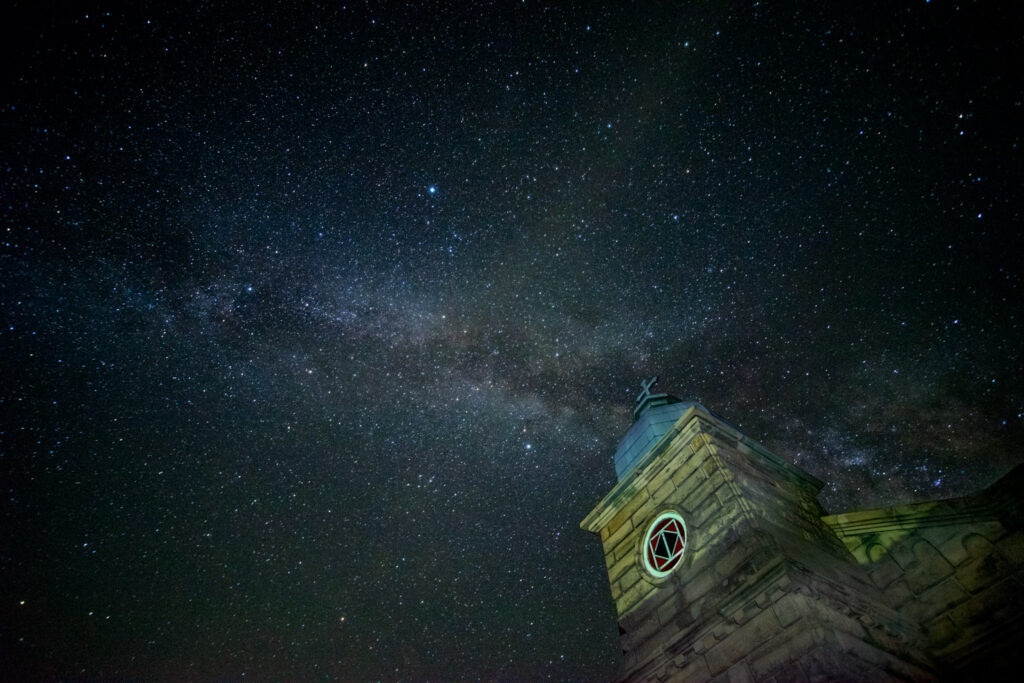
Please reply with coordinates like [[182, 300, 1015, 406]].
[[2, 1, 1021, 679]]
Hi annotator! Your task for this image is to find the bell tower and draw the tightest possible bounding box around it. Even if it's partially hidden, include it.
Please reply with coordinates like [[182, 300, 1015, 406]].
[[581, 379, 936, 681]]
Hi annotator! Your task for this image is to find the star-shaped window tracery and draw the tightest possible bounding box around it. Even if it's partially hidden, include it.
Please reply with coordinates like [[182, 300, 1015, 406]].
[[643, 513, 686, 575]]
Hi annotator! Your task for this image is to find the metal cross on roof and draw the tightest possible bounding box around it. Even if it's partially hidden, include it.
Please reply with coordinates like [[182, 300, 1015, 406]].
[[636, 376, 659, 404]]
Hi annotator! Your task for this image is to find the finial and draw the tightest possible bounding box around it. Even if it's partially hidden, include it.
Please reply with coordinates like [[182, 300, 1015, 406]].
[[636, 376, 659, 404]]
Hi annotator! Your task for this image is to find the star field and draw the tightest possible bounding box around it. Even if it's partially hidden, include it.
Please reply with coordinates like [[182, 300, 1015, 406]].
[[2, 1, 1022, 679]]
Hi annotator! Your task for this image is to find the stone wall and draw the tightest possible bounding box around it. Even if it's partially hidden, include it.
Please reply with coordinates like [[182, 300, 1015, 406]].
[[824, 464, 1024, 680], [582, 405, 953, 681]]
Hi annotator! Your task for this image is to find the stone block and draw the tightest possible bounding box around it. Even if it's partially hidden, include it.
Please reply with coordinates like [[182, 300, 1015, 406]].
[[696, 507, 738, 543], [726, 661, 754, 683], [901, 574, 969, 624], [607, 548, 634, 581], [772, 592, 806, 628], [884, 530, 921, 569], [653, 477, 678, 507], [609, 489, 652, 538], [656, 593, 688, 628], [829, 627, 934, 681], [673, 655, 711, 681], [765, 662, 809, 683], [747, 622, 822, 680], [800, 641, 878, 682], [671, 450, 708, 487], [605, 515, 634, 554], [686, 471, 726, 511], [715, 485, 738, 507], [996, 529, 1024, 564], [646, 462, 677, 498], [935, 531, 971, 567], [904, 539, 954, 593], [616, 565, 643, 594], [621, 603, 662, 642], [917, 524, 962, 555], [962, 531, 994, 560], [605, 545, 622, 572], [924, 614, 958, 650], [683, 566, 718, 604], [688, 484, 719, 517], [946, 576, 1022, 629], [705, 607, 782, 675], [692, 633, 713, 654], [955, 550, 1011, 594], [616, 565, 643, 598], [798, 593, 869, 641], [712, 538, 758, 582], [867, 550, 904, 589], [753, 590, 773, 610], [730, 604, 753, 626], [629, 497, 665, 535], [617, 576, 658, 616], [882, 579, 914, 609], [712, 622, 736, 643], [970, 520, 1008, 544], [613, 530, 641, 563]]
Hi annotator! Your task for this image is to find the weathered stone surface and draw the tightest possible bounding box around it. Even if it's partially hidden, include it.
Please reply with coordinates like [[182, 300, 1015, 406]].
[[901, 575, 969, 624], [705, 607, 781, 675], [669, 655, 710, 682], [955, 549, 1011, 594], [655, 592, 690, 628], [763, 662, 810, 683], [644, 463, 676, 496], [968, 521, 1008, 544], [615, 576, 654, 616], [961, 531, 993, 560], [683, 566, 719, 604], [924, 614, 958, 649], [881, 578, 915, 609], [945, 576, 1020, 629], [746, 622, 822, 680], [605, 515, 634, 553], [916, 524, 962, 556], [726, 661, 754, 683], [771, 592, 805, 628], [621, 602, 662, 647], [608, 490, 651, 538], [904, 539, 955, 593], [613, 530, 640, 563], [629, 498, 667, 535], [867, 548, 903, 589], [935, 531, 972, 567], [713, 533, 755, 579], [671, 447, 710, 486], [616, 565, 642, 596], [996, 529, 1024, 563]]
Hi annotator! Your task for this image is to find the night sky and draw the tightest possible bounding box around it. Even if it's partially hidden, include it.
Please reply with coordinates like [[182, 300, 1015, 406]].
[[2, 1, 1022, 680]]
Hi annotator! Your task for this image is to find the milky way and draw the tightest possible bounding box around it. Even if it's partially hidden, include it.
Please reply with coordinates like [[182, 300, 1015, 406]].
[[2, 2, 1021, 679]]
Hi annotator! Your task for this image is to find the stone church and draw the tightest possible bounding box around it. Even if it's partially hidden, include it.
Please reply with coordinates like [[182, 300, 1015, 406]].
[[581, 379, 1023, 681]]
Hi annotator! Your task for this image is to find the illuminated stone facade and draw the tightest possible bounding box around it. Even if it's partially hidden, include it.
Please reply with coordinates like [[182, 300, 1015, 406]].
[[581, 394, 1023, 681]]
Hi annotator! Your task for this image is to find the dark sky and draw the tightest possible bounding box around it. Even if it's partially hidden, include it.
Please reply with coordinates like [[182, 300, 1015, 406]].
[[2, 1, 1021, 679]]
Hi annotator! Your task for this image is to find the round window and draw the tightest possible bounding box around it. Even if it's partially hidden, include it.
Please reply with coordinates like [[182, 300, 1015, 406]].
[[642, 511, 687, 578]]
